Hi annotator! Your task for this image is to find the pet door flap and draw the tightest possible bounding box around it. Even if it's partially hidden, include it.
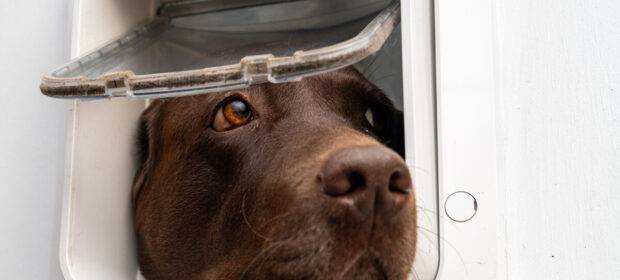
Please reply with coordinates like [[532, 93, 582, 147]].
[[40, 0, 400, 100]]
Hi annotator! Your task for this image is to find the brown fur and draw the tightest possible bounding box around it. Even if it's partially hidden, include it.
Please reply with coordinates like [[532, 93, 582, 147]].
[[133, 67, 416, 279]]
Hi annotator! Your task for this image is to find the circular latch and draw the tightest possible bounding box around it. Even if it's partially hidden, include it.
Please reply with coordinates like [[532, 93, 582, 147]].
[[444, 191, 478, 222]]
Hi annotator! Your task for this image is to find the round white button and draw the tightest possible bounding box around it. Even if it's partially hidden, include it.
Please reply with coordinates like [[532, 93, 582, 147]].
[[444, 191, 477, 222]]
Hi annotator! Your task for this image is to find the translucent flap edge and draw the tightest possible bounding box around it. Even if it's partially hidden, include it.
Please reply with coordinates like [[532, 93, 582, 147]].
[[40, 2, 400, 100]]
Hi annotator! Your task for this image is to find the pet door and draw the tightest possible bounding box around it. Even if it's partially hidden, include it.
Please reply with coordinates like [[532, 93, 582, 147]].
[[42, 0, 440, 279]]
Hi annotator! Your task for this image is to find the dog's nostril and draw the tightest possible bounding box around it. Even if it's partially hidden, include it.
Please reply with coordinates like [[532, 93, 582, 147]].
[[347, 172, 365, 194], [388, 170, 412, 194]]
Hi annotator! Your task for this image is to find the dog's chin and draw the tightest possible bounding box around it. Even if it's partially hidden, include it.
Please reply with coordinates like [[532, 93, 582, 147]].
[[241, 238, 409, 280], [248, 252, 398, 280]]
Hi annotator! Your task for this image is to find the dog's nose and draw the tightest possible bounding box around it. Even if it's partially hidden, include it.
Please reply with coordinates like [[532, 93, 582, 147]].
[[318, 145, 412, 220]]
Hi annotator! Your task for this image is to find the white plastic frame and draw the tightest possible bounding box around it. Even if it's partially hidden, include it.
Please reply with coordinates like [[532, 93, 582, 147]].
[[401, 0, 441, 278], [434, 0, 500, 279], [58, 0, 443, 279], [59, 1, 154, 279]]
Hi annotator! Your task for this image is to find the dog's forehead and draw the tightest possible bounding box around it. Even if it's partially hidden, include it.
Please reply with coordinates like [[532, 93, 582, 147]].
[[165, 68, 376, 111]]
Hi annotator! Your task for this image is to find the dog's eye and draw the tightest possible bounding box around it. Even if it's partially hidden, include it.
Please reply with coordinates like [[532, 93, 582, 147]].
[[213, 99, 252, 131], [365, 108, 375, 127]]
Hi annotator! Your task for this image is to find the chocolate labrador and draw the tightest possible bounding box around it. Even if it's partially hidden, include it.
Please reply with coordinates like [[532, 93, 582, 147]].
[[132, 67, 416, 279]]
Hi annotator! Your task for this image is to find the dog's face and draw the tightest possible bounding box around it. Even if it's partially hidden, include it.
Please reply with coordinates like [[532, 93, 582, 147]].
[[133, 67, 416, 280]]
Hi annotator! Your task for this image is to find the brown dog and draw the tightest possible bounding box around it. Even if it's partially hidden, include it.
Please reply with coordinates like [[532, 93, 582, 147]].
[[132, 67, 416, 279]]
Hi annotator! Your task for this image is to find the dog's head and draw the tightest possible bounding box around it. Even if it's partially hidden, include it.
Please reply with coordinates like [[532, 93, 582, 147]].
[[133, 67, 416, 279]]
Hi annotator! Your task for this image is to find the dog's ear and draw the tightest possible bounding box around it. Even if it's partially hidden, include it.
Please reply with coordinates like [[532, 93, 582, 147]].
[[132, 101, 164, 205]]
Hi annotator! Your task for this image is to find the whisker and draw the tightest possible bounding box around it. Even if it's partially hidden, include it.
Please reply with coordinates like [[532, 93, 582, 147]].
[[239, 227, 326, 280], [407, 164, 431, 175], [239, 241, 284, 279], [416, 226, 469, 275], [241, 192, 270, 241], [336, 251, 365, 279], [416, 205, 436, 214], [410, 267, 422, 280], [416, 206, 461, 225]]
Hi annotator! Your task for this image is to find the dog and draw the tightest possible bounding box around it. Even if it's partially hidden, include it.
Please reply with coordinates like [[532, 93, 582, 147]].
[[132, 67, 416, 279]]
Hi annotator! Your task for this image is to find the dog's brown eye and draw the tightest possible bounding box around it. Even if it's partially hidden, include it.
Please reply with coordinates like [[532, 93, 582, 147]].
[[365, 108, 375, 127], [213, 99, 252, 131]]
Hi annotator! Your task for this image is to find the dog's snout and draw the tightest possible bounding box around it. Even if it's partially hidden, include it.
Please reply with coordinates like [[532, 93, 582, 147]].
[[318, 145, 412, 221]]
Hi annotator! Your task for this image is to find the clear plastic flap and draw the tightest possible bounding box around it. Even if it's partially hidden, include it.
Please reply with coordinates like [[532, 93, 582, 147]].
[[40, 0, 399, 100]]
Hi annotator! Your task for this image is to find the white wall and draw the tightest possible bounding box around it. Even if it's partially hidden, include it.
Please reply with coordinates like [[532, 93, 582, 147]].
[[435, 0, 619, 279], [0, 1, 71, 279], [495, 1, 620, 279]]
